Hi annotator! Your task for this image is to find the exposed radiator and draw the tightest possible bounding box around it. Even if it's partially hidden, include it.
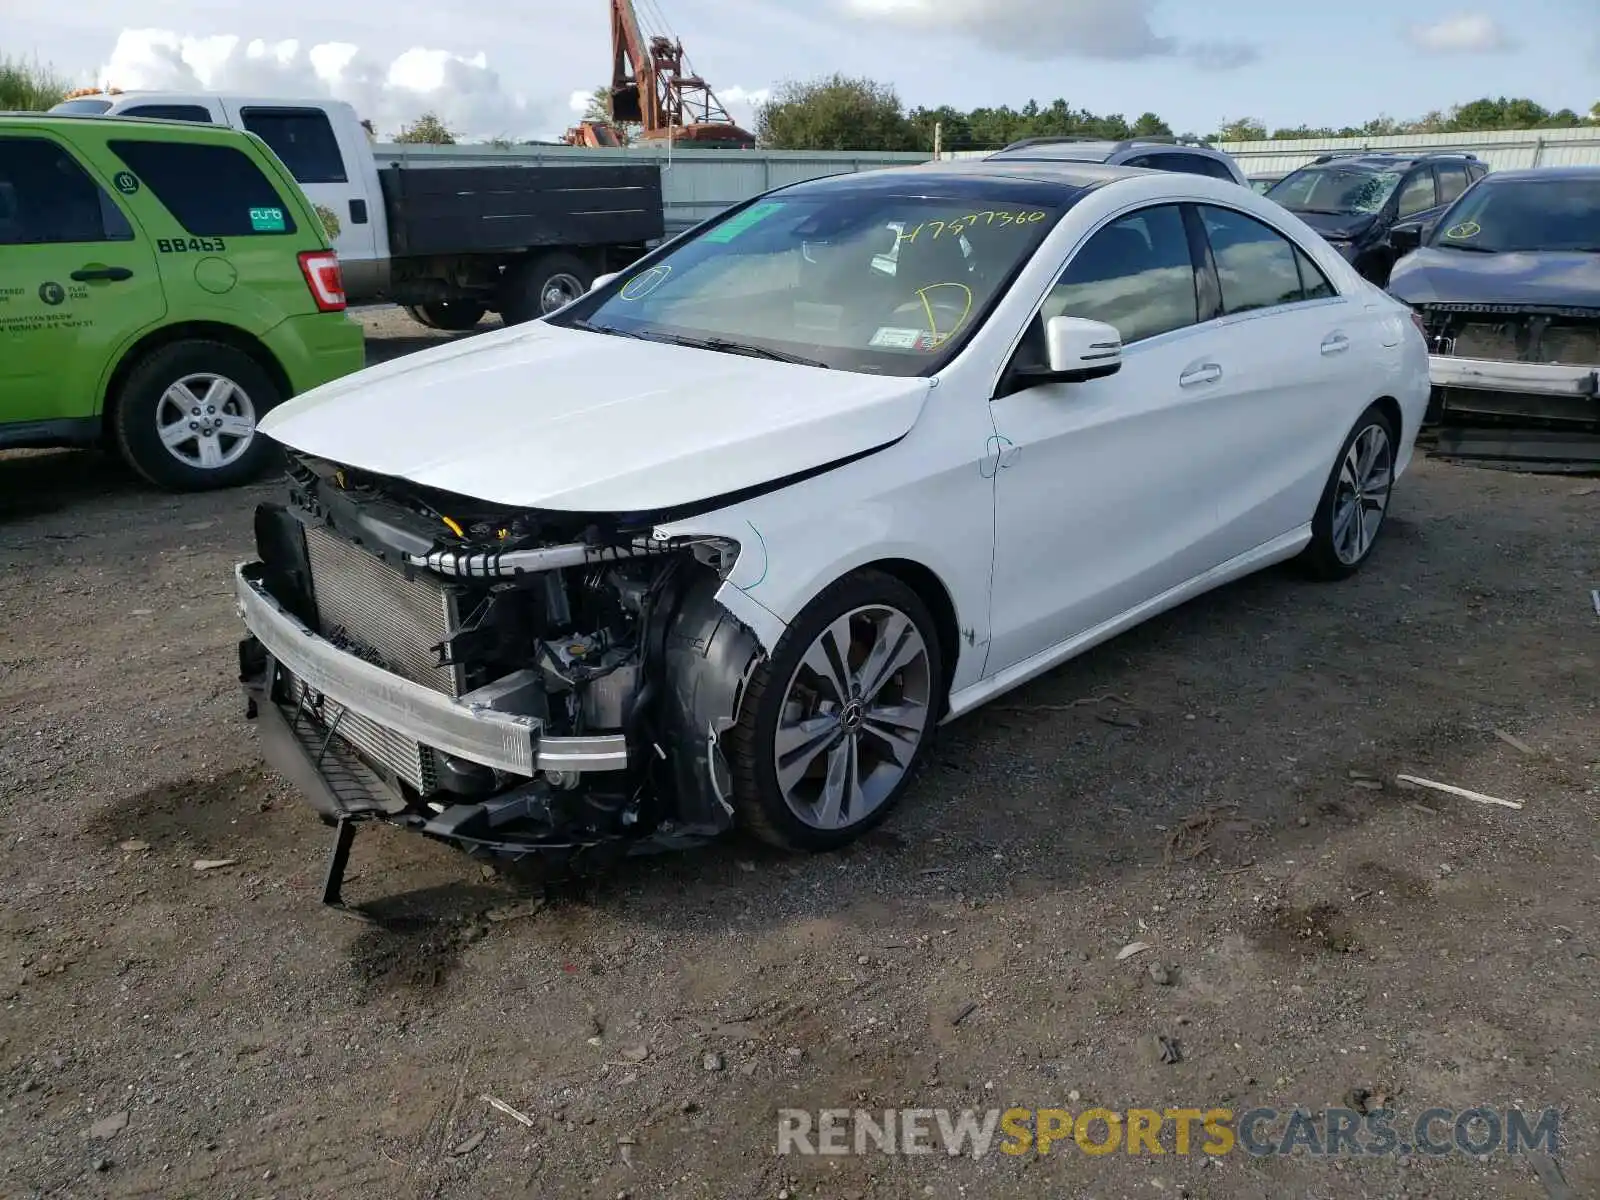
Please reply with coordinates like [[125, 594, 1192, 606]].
[[304, 524, 461, 696], [298, 524, 462, 792]]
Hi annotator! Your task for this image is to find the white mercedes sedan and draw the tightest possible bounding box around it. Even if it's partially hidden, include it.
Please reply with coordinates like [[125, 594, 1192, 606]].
[[233, 161, 1429, 898]]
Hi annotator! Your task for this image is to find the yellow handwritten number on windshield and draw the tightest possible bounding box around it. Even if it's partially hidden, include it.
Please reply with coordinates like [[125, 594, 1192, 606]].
[[897, 211, 1046, 244]]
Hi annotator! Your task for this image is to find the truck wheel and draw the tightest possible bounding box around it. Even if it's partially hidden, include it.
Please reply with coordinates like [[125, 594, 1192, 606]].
[[112, 340, 282, 492], [405, 301, 486, 331], [499, 252, 593, 324]]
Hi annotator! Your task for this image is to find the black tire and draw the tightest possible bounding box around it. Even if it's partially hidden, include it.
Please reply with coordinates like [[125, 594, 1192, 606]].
[[725, 569, 944, 852], [405, 301, 486, 331], [112, 339, 283, 492], [498, 252, 593, 324], [1300, 403, 1400, 581]]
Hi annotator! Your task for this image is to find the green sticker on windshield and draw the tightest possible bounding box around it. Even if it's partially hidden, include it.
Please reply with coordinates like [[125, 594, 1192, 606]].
[[702, 201, 785, 244], [1445, 220, 1481, 239], [249, 206, 286, 232]]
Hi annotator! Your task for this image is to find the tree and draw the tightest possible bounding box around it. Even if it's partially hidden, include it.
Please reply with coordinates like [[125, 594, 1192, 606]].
[[1213, 117, 1267, 142], [0, 55, 67, 111], [1591, 100, 1600, 121], [394, 111, 457, 145], [1131, 112, 1173, 138], [756, 75, 915, 151], [579, 84, 641, 145]]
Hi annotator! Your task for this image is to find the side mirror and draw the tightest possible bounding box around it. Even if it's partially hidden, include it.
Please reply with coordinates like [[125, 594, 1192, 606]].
[[1043, 316, 1123, 381], [1388, 225, 1423, 254], [589, 271, 619, 293]]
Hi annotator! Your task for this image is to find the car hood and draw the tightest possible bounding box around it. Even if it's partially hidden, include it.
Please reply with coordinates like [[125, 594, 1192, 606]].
[[1388, 247, 1600, 308], [260, 321, 932, 512], [1291, 210, 1379, 241]]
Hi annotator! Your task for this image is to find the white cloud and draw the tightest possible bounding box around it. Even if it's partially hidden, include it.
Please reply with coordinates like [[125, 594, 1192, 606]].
[[839, 0, 1258, 68], [96, 28, 568, 141], [1405, 13, 1518, 54]]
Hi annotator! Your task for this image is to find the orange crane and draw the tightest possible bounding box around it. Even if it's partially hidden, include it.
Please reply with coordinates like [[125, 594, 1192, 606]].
[[564, 0, 756, 148]]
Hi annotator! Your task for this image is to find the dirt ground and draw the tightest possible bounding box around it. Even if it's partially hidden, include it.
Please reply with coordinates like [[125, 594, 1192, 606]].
[[1, 308, 1596, 1200]]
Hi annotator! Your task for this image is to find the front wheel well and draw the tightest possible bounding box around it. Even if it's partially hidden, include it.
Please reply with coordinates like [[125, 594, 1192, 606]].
[[854, 558, 962, 713], [101, 323, 289, 441]]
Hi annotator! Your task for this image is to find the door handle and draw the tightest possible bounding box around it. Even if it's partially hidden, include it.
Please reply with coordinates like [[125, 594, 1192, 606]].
[[71, 266, 133, 282], [1321, 333, 1351, 355], [1179, 363, 1222, 387]]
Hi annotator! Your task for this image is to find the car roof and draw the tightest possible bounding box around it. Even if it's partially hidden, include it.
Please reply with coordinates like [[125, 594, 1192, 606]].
[[987, 139, 1231, 164], [779, 159, 1146, 201], [1, 110, 219, 131], [1475, 165, 1600, 183], [1297, 151, 1478, 172]]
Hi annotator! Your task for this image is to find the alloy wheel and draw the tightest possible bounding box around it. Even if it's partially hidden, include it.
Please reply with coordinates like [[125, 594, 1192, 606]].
[[1332, 422, 1393, 565], [155, 373, 256, 471], [772, 605, 934, 831]]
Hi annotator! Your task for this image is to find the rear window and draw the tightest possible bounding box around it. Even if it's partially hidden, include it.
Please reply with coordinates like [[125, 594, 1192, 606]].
[[239, 108, 347, 184], [120, 104, 213, 124], [50, 98, 113, 114], [108, 139, 297, 237]]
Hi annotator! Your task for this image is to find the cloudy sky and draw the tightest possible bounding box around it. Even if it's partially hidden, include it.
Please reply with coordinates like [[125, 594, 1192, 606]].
[[11, 0, 1598, 142]]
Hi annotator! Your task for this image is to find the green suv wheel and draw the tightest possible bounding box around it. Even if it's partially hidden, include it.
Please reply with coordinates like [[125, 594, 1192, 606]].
[[113, 340, 283, 491]]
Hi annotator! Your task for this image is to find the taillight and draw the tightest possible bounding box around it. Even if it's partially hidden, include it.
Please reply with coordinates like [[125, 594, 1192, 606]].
[[298, 250, 346, 312]]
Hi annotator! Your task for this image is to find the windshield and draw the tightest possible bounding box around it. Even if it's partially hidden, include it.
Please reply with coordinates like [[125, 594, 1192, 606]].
[[49, 99, 113, 114], [1266, 167, 1403, 215], [558, 189, 1065, 375], [1430, 178, 1600, 253]]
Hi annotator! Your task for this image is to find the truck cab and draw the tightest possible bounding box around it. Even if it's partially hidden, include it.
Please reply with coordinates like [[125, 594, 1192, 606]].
[[52, 92, 389, 300]]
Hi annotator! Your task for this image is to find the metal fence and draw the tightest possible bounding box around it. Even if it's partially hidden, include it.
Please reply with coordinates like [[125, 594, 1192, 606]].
[[375, 126, 1599, 233], [1212, 126, 1600, 175]]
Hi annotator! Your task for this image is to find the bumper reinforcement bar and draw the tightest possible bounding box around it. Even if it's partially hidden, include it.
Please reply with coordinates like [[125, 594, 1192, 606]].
[[234, 562, 629, 776]]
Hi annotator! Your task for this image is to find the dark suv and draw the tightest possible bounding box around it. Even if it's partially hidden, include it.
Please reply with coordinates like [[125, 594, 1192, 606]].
[[985, 137, 1249, 186], [1264, 151, 1488, 285]]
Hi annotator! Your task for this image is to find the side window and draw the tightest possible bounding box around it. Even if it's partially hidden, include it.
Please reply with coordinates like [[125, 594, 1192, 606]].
[[1468, 163, 1487, 183], [1294, 246, 1337, 300], [0, 135, 131, 245], [108, 139, 298, 237], [1435, 162, 1470, 205], [1198, 204, 1307, 313], [122, 105, 213, 123], [1396, 169, 1438, 217], [239, 108, 347, 184], [1043, 204, 1198, 344], [1196, 157, 1240, 182], [1122, 154, 1155, 169]]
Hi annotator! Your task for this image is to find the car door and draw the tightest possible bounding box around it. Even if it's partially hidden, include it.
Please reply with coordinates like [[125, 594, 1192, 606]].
[[228, 105, 379, 284], [1394, 167, 1442, 227], [985, 202, 1233, 674], [0, 132, 165, 432], [1189, 203, 1360, 558]]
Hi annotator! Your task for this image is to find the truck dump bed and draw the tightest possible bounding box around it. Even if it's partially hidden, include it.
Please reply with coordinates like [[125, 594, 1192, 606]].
[[378, 163, 664, 257]]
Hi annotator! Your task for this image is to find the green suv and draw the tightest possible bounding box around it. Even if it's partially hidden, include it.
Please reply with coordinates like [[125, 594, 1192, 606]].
[[0, 113, 364, 490]]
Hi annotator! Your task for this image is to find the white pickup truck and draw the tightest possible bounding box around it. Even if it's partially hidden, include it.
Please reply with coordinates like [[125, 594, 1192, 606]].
[[52, 91, 665, 329]]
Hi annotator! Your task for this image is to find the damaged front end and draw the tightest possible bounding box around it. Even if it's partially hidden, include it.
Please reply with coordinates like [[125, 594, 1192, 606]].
[[1417, 302, 1600, 472], [235, 452, 763, 898]]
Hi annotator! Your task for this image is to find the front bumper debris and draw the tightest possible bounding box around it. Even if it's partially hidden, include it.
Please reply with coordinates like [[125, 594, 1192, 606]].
[[234, 562, 628, 776], [1429, 355, 1599, 398]]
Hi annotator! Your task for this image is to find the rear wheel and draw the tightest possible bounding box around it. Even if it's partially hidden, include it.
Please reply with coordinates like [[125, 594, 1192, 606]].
[[498, 252, 592, 324], [112, 339, 282, 491], [405, 301, 486, 331], [726, 570, 943, 852], [1300, 403, 1399, 580]]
